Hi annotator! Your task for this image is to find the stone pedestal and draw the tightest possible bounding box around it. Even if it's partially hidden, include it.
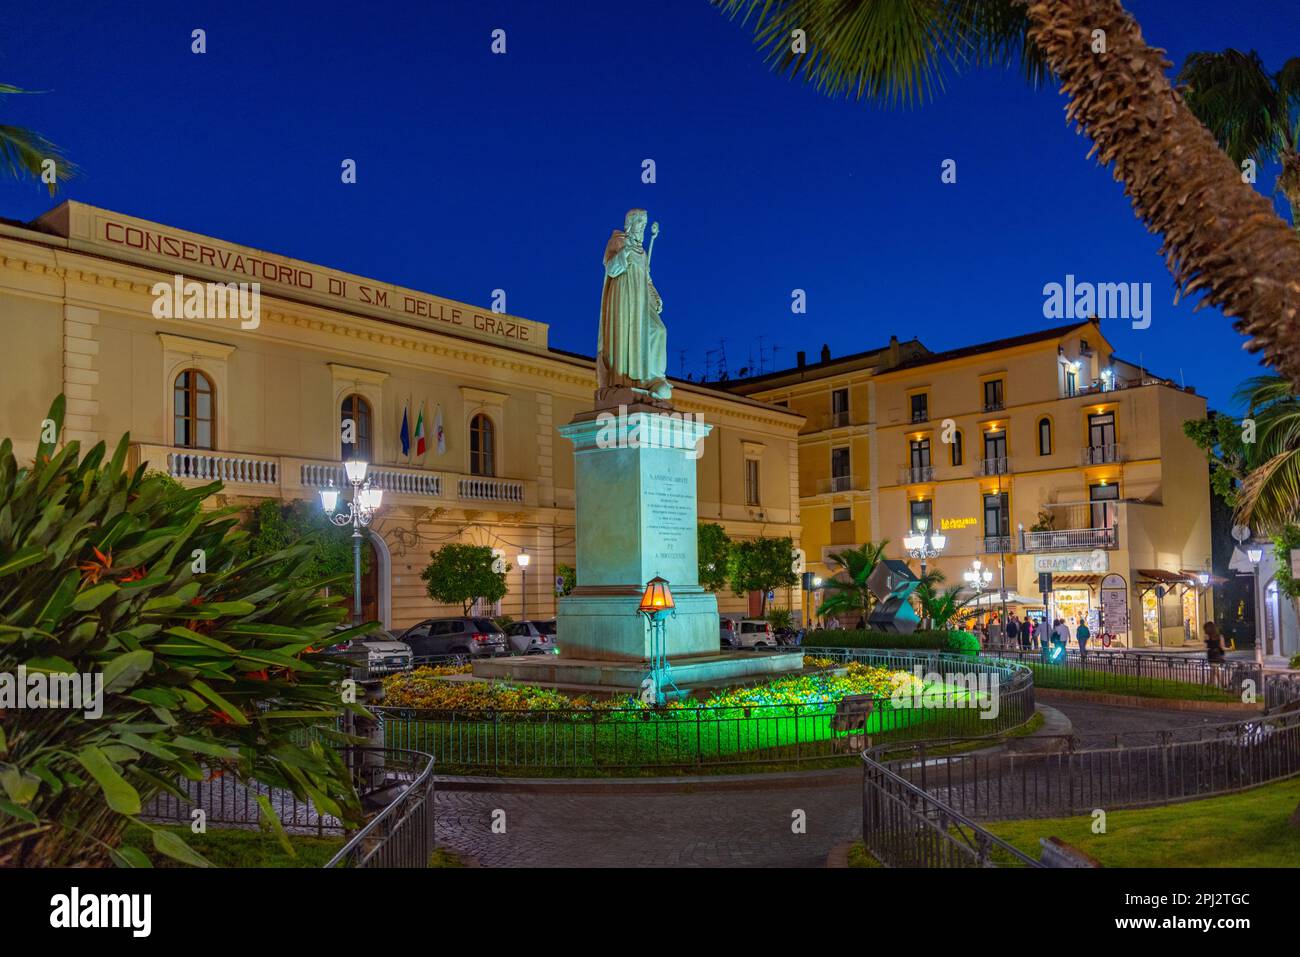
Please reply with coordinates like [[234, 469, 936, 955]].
[[555, 406, 717, 661]]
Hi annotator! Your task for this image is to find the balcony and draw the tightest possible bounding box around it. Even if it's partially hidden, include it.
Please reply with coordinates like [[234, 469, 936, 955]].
[[983, 400, 1005, 413], [826, 410, 851, 429], [981, 535, 1016, 554], [1020, 501, 1120, 552], [977, 456, 1011, 477], [1080, 443, 1124, 466], [899, 465, 934, 484], [131, 444, 533, 507], [816, 474, 859, 494]]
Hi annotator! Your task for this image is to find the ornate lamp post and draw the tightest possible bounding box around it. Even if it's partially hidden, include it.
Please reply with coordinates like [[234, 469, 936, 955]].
[[964, 558, 994, 594], [637, 575, 677, 705], [517, 550, 530, 620], [903, 518, 946, 629], [1246, 546, 1264, 669], [319, 459, 383, 626]]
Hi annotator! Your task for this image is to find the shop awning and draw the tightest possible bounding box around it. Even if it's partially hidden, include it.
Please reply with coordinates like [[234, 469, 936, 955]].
[[1050, 574, 1103, 587], [1180, 569, 1227, 585], [1137, 569, 1197, 585]]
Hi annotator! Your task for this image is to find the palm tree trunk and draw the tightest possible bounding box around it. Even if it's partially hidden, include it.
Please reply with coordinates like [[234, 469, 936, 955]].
[[1279, 151, 1300, 231], [1021, 0, 1300, 385]]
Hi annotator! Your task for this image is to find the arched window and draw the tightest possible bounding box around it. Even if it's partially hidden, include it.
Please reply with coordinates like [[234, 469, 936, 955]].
[[470, 413, 495, 476], [341, 393, 372, 460], [1038, 417, 1053, 456], [174, 369, 215, 450]]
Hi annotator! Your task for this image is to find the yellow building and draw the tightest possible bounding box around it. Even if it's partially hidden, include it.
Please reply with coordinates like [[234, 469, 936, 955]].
[[0, 202, 803, 631], [729, 321, 1214, 647]]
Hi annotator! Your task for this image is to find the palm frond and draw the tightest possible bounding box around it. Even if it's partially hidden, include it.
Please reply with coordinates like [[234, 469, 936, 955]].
[[713, 0, 1044, 107], [0, 83, 76, 194], [1178, 49, 1285, 164]]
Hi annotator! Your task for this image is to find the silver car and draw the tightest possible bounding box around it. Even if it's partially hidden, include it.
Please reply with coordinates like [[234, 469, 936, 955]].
[[329, 628, 413, 675], [506, 619, 558, 654]]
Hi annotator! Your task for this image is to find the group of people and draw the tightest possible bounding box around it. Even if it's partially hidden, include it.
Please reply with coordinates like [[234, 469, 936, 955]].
[[970, 612, 1091, 655]]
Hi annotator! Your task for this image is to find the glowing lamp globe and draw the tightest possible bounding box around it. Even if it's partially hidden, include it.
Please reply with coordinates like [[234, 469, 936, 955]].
[[344, 459, 369, 484], [319, 485, 339, 513], [638, 576, 675, 614]]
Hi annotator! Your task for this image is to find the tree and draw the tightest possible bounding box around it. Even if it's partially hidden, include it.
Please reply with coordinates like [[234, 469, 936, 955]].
[[913, 576, 974, 630], [1177, 50, 1300, 228], [1, 83, 75, 193], [420, 543, 509, 615], [816, 541, 889, 624], [729, 536, 798, 615], [556, 562, 576, 596], [1185, 375, 1300, 532], [0, 397, 363, 867], [698, 522, 732, 592], [716, 1, 1300, 388], [244, 498, 367, 598]]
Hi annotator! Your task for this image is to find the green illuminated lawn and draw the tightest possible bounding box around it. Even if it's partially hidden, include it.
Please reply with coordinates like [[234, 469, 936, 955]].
[[1021, 660, 1240, 702], [383, 683, 1010, 775]]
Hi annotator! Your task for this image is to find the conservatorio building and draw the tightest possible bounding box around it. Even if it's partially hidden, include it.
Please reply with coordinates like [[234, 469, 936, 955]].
[[0, 202, 804, 631]]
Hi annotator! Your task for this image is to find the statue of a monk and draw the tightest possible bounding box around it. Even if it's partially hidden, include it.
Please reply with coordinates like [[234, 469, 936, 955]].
[[597, 208, 672, 406]]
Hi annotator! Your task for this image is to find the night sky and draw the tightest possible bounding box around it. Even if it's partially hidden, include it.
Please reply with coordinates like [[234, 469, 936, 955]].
[[3, 0, 1297, 412]]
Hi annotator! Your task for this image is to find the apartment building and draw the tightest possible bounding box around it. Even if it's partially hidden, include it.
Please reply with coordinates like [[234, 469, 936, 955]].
[[729, 321, 1214, 648]]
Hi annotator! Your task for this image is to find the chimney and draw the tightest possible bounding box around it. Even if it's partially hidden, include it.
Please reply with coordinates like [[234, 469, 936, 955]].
[[796, 350, 806, 369], [820, 344, 831, 363]]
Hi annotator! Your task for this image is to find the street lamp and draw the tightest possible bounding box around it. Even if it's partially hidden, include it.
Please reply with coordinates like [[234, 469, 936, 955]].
[[517, 550, 530, 620], [964, 559, 994, 593], [319, 460, 382, 626], [903, 517, 946, 629], [637, 576, 677, 705], [1246, 546, 1264, 669]]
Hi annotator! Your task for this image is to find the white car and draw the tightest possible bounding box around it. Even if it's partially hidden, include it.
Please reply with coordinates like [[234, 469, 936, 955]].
[[720, 618, 776, 649], [506, 619, 558, 654]]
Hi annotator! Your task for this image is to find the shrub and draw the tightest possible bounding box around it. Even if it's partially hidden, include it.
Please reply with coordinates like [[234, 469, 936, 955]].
[[802, 628, 958, 650], [0, 397, 364, 867], [945, 630, 982, 656]]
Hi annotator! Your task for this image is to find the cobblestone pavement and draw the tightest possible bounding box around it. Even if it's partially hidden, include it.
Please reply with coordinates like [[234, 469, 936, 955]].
[[433, 698, 1253, 868]]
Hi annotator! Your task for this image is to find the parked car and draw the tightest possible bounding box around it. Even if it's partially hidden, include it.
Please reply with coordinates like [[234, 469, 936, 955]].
[[328, 627, 413, 675], [506, 619, 557, 654], [720, 617, 775, 649], [399, 617, 508, 661]]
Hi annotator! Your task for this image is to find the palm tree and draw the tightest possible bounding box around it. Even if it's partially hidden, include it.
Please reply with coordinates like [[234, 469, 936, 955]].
[[715, 1, 1300, 388], [1235, 375, 1300, 533], [1, 83, 74, 193], [914, 580, 971, 631], [816, 540, 889, 624], [1177, 50, 1300, 228]]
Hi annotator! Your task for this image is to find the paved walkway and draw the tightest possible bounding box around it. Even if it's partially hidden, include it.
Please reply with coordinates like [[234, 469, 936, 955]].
[[433, 698, 1245, 867]]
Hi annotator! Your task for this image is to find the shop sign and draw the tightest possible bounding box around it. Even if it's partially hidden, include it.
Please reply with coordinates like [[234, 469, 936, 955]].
[[1033, 550, 1108, 573]]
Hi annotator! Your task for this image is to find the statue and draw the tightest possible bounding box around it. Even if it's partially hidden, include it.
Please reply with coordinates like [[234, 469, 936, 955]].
[[597, 208, 672, 407]]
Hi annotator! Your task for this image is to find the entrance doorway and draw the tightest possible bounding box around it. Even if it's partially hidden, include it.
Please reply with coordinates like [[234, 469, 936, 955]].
[[360, 539, 379, 625]]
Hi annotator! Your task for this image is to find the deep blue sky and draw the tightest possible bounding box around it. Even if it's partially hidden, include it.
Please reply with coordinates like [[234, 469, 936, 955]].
[[3, 0, 1297, 412]]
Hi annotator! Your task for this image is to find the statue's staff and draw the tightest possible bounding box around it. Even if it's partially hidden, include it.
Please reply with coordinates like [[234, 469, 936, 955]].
[[647, 221, 659, 270]]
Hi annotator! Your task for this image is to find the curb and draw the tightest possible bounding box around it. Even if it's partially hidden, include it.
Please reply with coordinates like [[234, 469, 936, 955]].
[[1035, 687, 1259, 712]]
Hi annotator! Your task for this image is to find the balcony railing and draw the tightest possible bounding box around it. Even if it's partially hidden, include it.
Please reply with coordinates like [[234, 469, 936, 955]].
[[910, 410, 929, 424], [301, 463, 441, 497], [458, 477, 525, 503], [981, 535, 1015, 554], [162, 449, 279, 485], [1080, 443, 1124, 465], [1020, 501, 1120, 552], [983, 399, 1004, 413], [827, 410, 851, 429], [899, 465, 934, 484], [977, 456, 1010, 476]]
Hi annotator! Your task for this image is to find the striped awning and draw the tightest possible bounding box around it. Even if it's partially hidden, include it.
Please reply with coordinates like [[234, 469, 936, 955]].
[[1137, 568, 1197, 585], [1050, 574, 1102, 587]]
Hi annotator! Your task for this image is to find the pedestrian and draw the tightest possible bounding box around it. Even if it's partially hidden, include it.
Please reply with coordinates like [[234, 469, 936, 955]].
[[1005, 614, 1020, 650], [1076, 617, 1091, 657], [1203, 620, 1225, 663], [855, 615, 866, 630]]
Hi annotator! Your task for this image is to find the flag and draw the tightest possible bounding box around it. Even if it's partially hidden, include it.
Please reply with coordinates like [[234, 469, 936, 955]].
[[414, 402, 426, 457], [399, 402, 411, 457], [434, 404, 445, 455]]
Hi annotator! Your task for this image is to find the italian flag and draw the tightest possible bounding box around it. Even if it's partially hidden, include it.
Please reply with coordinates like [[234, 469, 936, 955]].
[[414, 403, 426, 456]]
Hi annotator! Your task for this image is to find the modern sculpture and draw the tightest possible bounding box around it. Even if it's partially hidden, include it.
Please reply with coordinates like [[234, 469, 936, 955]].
[[865, 559, 922, 634]]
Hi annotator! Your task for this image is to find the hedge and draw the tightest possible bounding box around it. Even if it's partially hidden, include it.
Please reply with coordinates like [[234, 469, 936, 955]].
[[802, 629, 961, 651]]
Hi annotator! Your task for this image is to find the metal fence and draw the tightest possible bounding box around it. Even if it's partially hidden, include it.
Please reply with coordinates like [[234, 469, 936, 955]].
[[861, 746, 1042, 868], [1266, 672, 1300, 713], [976, 647, 1258, 699], [376, 650, 1035, 773], [325, 748, 437, 868]]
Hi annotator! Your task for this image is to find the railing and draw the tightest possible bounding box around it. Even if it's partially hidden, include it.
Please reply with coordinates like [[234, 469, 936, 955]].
[[977, 456, 1010, 476], [163, 449, 279, 485], [983, 648, 1259, 699], [826, 410, 851, 429], [1266, 673, 1300, 713], [981, 535, 1015, 554], [302, 462, 441, 497], [377, 650, 1036, 774], [1080, 443, 1123, 465], [900, 465, 934, 484], [458, 477, 525, 503], [877, 710, 1300, 823], [325, 748, 437, 868], [826, 474, 856, 493], [862, 744, 1042, 868], [982, 400, 1004, 413], [1021, 526, 1118, 551], [143, 766, 342, 835]]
